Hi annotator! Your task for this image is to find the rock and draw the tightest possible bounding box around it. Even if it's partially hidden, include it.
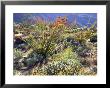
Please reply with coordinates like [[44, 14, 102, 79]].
[[20, 67, 28, 70], [66, 37, 74, 42], [80, 59, 91, 67], [19, 58, 24, 63], [66, 37, 80, 46], [14, 38, 25, 45], [90, 35, 97, 43], [76, 47, 91, 57], [14, 38, 27, 50], [71, 41, 80, 46], [90, 67, 97, 72]]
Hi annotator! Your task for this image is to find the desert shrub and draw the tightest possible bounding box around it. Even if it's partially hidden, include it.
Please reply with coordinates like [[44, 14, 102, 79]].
[[73, 29, 96, 44], [13, 49, 23, 59], [22, 28, 64, 68], [35, 23, 47, 31], [74, 32, 86, 44], [13, 49, 25, 70], [31, 47, 81, 75]]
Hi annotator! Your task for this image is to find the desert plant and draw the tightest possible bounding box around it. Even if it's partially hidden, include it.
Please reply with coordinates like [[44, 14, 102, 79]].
[[23, 28, 64, 67], [13, 49, 23, 59]]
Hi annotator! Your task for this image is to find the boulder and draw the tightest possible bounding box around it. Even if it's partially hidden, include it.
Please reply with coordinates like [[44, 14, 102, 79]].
[[90, 35, 97, 43]]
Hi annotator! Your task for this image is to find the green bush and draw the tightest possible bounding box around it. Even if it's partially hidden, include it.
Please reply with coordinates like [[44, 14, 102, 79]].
[[13, 49, 23, 59]]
